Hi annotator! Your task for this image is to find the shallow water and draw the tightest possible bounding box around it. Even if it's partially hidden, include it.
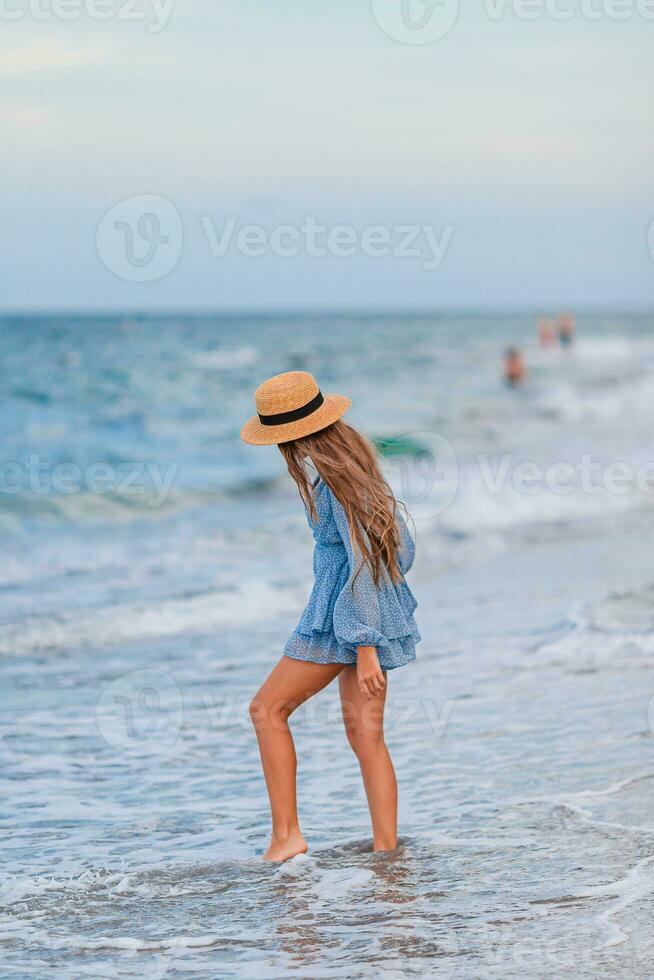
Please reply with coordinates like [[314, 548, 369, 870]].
[[2, 313, 654, 977]]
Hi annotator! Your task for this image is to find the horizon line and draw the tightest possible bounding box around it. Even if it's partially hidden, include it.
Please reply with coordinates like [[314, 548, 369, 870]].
[[1, 305, 653, 320]]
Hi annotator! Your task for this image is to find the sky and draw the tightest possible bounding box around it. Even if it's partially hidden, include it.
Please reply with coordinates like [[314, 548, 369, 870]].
[[1, 0, 653, 311]]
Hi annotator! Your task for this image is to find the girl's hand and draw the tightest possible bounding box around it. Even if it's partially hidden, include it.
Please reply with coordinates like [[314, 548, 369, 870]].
[[356, 646, 386, 698]]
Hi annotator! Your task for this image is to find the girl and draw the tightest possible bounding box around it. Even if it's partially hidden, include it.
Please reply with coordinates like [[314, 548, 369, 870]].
[[241, 371, 420, 862]]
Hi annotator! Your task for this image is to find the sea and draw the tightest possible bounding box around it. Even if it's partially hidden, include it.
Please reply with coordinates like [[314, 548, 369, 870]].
[[1, 312, 653, 978]]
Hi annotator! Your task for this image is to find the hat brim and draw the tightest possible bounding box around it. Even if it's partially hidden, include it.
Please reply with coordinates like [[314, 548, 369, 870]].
[[240, 394, 351, 446]]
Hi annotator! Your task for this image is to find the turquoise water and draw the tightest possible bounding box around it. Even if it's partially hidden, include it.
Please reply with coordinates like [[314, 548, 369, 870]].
[[1, 313, 654, 977]]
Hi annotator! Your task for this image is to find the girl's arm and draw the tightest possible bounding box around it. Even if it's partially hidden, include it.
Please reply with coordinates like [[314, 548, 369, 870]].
[[327, 488, 389, 697], [397, 511, 415, 574]]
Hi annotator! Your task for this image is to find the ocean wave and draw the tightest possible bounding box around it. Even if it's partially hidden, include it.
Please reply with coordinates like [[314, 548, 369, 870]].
[[536, 373, 654, 427], [187, 346, 258, 370], [584, 586, 654, 635], [575, 335, 654, 363], [407, 466, 650, 539], [0, 916, 222, 953], [0, 579, 300, 657], [530, 583, 654, 667], [0, 865, 218, 908], [567, 855, 654, 949], [0, 474, 284, 527]]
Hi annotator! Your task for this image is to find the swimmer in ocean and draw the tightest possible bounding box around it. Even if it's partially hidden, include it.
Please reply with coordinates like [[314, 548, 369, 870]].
[[557, 313, 575, 347], [503, 347, 527, 387]]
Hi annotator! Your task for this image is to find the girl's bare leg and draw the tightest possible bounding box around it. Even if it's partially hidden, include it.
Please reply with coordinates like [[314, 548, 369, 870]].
[[338, 665, 397, 851], [249, 655, 343, 861]]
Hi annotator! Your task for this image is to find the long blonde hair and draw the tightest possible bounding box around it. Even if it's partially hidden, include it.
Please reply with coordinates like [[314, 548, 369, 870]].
[[279, 420, 405, 585]]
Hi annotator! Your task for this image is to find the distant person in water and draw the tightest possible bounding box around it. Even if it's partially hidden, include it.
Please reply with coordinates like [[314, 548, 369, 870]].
[[557, 313, 576, 347], [504, 347, 526, 387], [537, 317, 556, 348]]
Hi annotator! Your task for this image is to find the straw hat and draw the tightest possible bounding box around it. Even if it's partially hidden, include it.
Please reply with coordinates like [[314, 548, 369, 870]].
[[240, 371, 351, 446]]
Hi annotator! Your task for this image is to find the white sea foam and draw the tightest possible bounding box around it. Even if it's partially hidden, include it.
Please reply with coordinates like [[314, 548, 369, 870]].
[[574, 856, 654, 948], [410, 463, 649, 542], [0, 866, 214, 909], [309, 866, 376, 897], [532, 585, 654, 668], [188, 346, 258, 369], [0, 579, 300, 657], [275, 855, 375, 898], [576, 336, 649, 363], [0, 916, 222, 952]]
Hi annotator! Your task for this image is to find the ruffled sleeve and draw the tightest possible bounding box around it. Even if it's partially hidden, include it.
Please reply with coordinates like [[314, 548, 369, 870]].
[[328, 487, 417, 653], [398, 511, 415, 574]]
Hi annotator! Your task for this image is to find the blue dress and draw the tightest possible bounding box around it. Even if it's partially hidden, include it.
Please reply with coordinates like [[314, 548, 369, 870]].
[[284, 480, 420, 670]]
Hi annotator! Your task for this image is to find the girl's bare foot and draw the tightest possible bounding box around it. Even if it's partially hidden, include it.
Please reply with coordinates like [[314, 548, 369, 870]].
[[263, 831, 308, 862]]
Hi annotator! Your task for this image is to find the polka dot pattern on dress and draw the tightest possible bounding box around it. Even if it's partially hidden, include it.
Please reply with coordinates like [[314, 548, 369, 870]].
[[284, 481, 420, 670]]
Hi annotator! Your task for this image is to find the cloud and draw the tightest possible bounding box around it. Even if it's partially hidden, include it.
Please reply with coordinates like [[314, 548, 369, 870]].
[[0, 39, 100, 74], [0, 104, 45, 124]]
